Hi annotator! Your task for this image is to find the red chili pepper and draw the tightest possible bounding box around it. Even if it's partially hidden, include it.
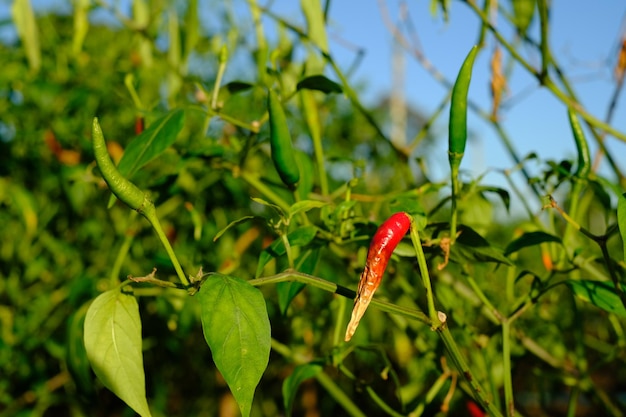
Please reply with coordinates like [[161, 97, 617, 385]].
[[345, 212, 412, 341]]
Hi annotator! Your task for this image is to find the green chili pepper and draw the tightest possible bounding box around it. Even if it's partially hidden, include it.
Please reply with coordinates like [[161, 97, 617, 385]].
[[92, 117, 148, 211], [567, 109, 591, 179], [267, 89, 300, 188], [448, 45, 478, 172]]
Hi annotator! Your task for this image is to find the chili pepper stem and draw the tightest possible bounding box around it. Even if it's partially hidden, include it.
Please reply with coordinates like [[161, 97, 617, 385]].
[[409, 220, 440, 328], [142, 204, 191, 288], [450, 164, 461, 245], [439, 327, 504, 417]]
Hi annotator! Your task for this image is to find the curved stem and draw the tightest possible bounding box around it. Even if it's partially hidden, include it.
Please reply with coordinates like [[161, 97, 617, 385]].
[[249, 270, 431, 325], [409, 223, 439, 326], [439, 326, 504, 417]]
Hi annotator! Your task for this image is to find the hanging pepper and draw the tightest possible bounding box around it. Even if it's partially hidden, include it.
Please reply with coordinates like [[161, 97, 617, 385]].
[[345, 212, 412, 341]]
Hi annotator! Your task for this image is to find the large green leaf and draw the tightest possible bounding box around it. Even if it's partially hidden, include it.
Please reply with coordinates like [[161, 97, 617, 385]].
[[84, 289, 151, 417], [618, 193, 626, 262], [282, 363, 323, 417], [198, 274, 271, 417], [567, 280, 626, 318]]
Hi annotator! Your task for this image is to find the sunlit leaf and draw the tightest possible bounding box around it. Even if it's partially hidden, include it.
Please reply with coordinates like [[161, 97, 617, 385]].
[[72, 0, 90, 55], [567, 280, 626, 318], [301, 0, 328, 53], [282, 363, 323, 416], [11, 0, 41, 72], [198, 275, 271, 417], [513, 0, 536, 35], [84, 289, 151, 417]]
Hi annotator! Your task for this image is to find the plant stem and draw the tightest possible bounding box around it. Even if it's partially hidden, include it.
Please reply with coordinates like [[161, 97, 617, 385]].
[[537, 0, 550, 79], [438, 327, 503, 417], [249, 270, 430, 324], [408, 223, 439, 326], [450, 165, 460, 245], [315, 372, 367, 417], [109, 211, 139, 285], [301, 89, 330, 196], [211, 45, 228, 110], [141, 204, 190, 287], [502, 320, 515, 417], [239, 170, 292, 213]]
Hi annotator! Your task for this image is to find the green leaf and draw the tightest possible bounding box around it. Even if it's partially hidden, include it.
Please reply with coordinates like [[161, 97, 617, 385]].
[[11, 0, 41, 72], [282, 363, 323, 416], [296, 75, 342, 94], [198, 275, 271, 417], [256, 226, 318, 277], [72, 0, 90, 56], [251, 197, 286, 217], [84, 289, 152, 417], [567, 280, 626, 318], [224, 81, 255, 94], [107, 109, 185, 207], [478, 186, 511, 212], [617, 193, 626, 262], [301, 0, 328, 53], [117, 109, 186, 178], [505, 231, 562, 256], [289, 200, 327, 219], [513, 0, 536, 35], [454, 225, 513, 265], [213, 215, 257, 242]]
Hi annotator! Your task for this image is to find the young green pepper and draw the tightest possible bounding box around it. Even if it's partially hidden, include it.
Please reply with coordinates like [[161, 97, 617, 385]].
[[92, 117, 147, 211], [448, 45, 478, 172], [267, 89, 300, 188], [448, 46, 478, 244]]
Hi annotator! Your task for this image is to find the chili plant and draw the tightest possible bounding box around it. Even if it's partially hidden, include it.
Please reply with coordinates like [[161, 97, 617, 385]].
[[4, 1, 626, 417]]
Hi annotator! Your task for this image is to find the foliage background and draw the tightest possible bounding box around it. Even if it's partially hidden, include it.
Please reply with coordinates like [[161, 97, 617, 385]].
[[1, 0, 626, 416]]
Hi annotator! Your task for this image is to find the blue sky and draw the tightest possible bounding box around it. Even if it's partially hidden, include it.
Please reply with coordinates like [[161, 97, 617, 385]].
[[320, 1, 626, 185]]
